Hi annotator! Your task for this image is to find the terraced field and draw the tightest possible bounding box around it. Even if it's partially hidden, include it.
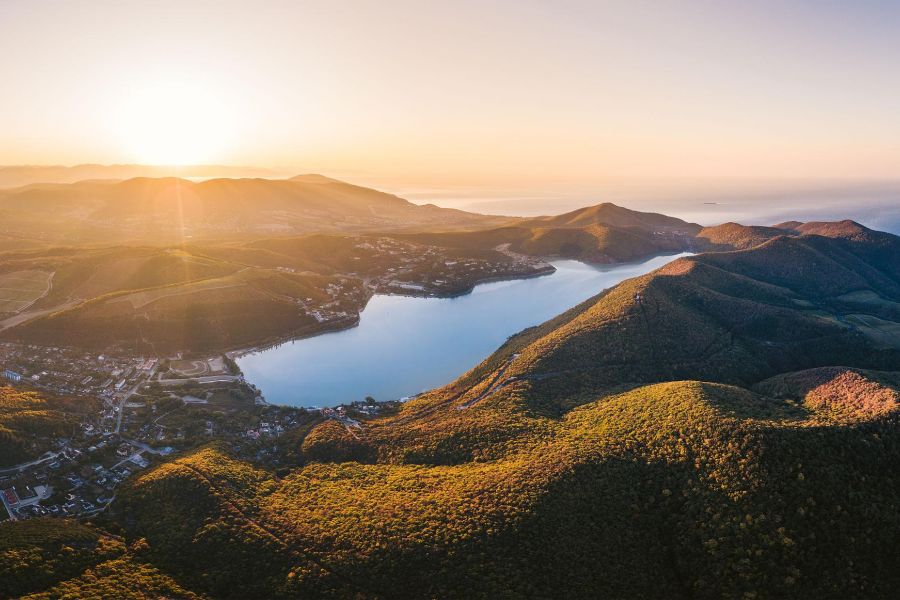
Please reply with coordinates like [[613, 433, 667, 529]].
[[0, 270, 53, 314]]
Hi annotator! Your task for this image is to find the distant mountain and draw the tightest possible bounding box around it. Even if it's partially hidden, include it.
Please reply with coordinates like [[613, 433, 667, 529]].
[[0, 163, 282, 188], [772, 220, 804, 231], [0, 175, 509, 245], [525, 201, 701, 232], [697, 218, 900, 253], [791, 219, 876, 240], [0, 201, 705, 353]]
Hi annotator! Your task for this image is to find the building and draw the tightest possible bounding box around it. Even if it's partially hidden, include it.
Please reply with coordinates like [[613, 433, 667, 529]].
[[129, 455, 149, 469], [3, 369, 22, 382]]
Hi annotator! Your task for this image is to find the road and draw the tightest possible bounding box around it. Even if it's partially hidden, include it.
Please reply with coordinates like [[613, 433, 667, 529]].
[[115, 363, 159, 434], [0, 450, 62, 478]]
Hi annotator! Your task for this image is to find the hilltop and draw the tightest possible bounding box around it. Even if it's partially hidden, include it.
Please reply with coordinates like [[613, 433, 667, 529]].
[[696, 222, 786, 250], [525, 201, 700, 231], [394, 202, 702, 264]]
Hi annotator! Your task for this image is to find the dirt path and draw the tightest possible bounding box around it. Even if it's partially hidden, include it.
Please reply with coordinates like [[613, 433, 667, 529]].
[[457, 354, 519, 409]]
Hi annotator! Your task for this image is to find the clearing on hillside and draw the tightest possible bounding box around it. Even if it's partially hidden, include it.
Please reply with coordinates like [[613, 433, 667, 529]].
[[0, 270, 53, 314]]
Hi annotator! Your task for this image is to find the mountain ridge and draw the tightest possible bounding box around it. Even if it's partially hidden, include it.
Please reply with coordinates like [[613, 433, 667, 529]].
[[0, 163, 283, 188], [0, 175, 513, 245]]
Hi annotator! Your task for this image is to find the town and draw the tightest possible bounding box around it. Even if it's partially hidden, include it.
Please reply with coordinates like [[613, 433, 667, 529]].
[[0, 341, 397, 523]]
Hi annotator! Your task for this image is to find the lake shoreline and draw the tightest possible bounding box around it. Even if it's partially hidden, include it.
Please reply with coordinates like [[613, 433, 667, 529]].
[[226, 263, 557, 361], [236, 252, 692, 407], [228, 250, 691, 362]]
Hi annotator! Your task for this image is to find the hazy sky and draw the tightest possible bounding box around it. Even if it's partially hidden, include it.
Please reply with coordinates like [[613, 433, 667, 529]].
[[2, 0, 899, 185]]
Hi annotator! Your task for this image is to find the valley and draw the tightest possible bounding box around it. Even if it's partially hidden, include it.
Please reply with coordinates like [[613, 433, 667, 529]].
[[0, 177, 898, 600]]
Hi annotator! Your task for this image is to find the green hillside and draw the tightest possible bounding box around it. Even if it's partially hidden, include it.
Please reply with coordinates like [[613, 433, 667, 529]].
[[458, 231, 900, 415], [102, 372, 900, 599], [0, 519, 202, 599], [4, 223, 899, 599], [5, 267, 353, 354], [93, 227, 900, 599], [0, 387, 94, 467]]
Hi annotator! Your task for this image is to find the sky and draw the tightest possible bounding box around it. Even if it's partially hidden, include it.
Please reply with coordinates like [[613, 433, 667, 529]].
[[1, 0, 899, 187]]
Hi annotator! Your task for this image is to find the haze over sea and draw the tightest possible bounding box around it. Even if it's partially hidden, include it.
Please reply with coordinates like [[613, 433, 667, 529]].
[[381, 179, 900, 235]]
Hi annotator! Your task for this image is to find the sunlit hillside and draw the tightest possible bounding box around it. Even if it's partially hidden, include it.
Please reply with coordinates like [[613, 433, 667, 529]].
[[2, 224, 897, 599], [0, 176, 510, 246]]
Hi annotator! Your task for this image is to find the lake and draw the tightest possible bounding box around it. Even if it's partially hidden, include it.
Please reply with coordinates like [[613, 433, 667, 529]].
[[237, 253, 691, 407]]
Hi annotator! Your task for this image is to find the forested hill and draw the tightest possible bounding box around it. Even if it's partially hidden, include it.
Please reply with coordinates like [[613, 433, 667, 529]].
[[393, 202, 703, 264], [3, 221, 899, 600], [523, 201, 701, 231], [432, 222, 900, 415]]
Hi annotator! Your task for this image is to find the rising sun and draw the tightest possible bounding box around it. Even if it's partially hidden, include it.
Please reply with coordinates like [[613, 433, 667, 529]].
[[115, 81, 237, 165]]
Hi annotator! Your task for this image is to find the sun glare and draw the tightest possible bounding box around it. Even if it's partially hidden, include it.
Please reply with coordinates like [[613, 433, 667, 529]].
[[115, 81, 236, 165]]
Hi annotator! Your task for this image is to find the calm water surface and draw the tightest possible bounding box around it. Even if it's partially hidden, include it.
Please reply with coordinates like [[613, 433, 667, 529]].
[[237, 253, 690, 407]]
